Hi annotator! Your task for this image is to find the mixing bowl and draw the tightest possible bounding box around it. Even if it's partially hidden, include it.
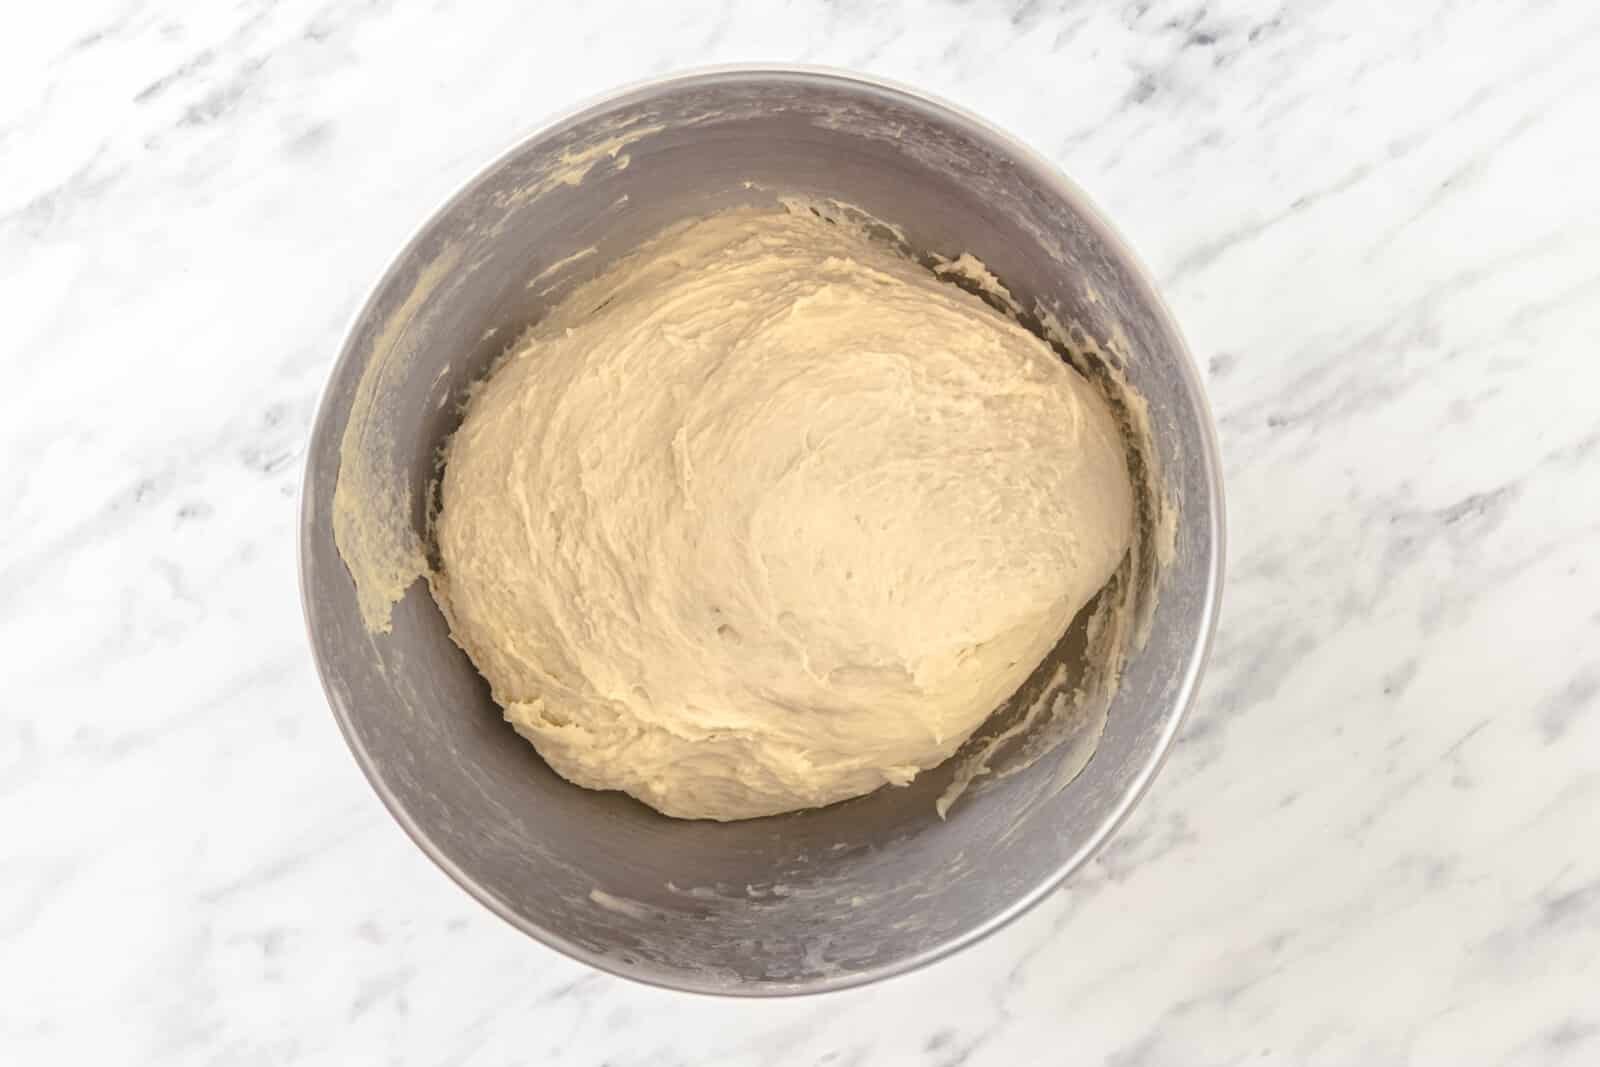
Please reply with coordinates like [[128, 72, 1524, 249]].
[[300, 66, 1224, 995]]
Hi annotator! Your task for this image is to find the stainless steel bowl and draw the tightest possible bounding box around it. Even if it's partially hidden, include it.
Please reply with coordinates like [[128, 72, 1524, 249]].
[[300, 67, 1224, 995]]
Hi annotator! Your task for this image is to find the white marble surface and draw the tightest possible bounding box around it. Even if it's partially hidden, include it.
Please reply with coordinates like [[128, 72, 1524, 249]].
[[5, 0, 1599, 1063]]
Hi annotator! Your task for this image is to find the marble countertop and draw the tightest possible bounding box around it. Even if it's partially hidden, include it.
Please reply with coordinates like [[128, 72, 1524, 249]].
[[6, 1, 1599, 1064]]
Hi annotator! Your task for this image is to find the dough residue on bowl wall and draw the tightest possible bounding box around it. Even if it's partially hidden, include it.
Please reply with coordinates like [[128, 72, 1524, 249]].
[[331, 244, 462, 635]]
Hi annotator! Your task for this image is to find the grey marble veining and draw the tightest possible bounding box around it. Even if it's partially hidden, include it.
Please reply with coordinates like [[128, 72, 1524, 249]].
[[3, 1, 1598, 1064]]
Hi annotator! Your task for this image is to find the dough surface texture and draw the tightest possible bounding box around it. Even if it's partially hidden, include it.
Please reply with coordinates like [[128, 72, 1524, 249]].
[[432, 209, 1133, 820]]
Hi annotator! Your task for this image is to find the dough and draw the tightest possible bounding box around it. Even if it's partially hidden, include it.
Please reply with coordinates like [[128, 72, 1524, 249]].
[[432, 208, 1134, 820]]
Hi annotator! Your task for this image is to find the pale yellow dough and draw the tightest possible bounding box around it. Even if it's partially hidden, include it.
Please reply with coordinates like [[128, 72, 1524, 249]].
[[432, 208, 1134, 820]]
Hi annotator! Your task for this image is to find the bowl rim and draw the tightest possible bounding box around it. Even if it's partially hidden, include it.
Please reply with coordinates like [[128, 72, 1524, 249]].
[[298, 62, 1227, 998]]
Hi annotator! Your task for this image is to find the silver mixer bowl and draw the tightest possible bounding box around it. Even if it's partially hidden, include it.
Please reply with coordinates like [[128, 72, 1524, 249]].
[[299, 66, 1225, 995]]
